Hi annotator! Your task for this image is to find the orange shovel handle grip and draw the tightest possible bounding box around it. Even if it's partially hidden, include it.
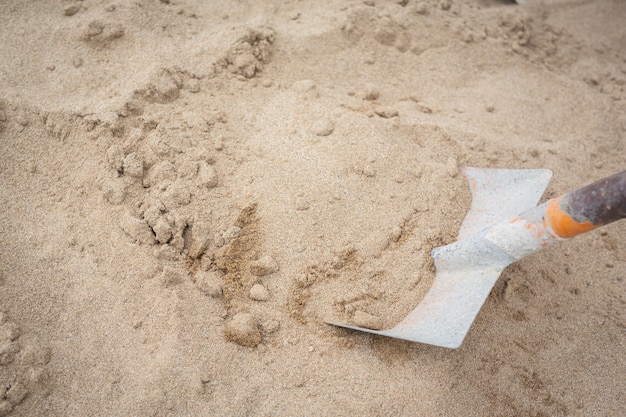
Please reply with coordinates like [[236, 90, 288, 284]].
[[546, 170, 626, 239]]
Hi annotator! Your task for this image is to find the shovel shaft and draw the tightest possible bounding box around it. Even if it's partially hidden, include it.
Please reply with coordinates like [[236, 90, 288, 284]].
[[546, 170, 626, 238], [485, 170, 626, 261]]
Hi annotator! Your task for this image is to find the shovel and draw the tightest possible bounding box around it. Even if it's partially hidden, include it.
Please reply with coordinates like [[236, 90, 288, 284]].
[[327, 167, 626, 348]]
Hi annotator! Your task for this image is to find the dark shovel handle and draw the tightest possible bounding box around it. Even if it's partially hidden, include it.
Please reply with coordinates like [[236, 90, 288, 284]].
[[546, 170, 626, 238]]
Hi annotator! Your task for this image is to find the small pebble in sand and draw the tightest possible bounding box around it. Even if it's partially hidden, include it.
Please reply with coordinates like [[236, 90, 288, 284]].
[[106, 144, 125, 172], [162, 181, 192, 209], [375, 106, 399, 118], [195, 271, 222, 297], [249, 255, 279, 276], [123, 153, 144, 178], [310, 118, 334, 136], [295, 197, 310, 211], [119, 212, 155, 245], [170, 234, 185, 251], [213, 137, 225, 151], [64, 4, 80, 16], [187, 222, 211, 259], [159, 266, 187, 287], [198, 162, 218, 188], [353, 164, 376, 178], [83, 20, 125, 44], [361, 85, 380, 101], [153, 74, 180, 102], [249, 283, 270, 301], [353, 310, 383, 330], [414, 2, 429, 14], [152, 217, 174, 244], [224, 313, 262, 347]]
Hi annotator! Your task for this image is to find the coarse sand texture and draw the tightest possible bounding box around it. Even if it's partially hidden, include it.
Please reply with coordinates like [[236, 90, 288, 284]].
[[1, 1, 625, 416]]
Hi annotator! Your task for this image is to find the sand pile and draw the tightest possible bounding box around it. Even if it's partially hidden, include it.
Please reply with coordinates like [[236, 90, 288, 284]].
[[1, 0, 624, 415]]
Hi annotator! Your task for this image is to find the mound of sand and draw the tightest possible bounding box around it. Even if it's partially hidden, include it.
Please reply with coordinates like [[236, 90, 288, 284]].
[[1, 1, 624, 415]]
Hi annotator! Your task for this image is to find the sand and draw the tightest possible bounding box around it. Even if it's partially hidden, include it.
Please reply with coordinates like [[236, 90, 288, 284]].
[[0, 0, 624, 416]]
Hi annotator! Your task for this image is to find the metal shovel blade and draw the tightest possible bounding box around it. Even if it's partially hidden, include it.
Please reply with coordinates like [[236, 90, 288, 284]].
[[326, 167, 553, 348]]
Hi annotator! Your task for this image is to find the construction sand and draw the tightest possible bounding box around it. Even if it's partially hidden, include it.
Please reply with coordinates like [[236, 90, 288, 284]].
[[1, 0, 624, 415]]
